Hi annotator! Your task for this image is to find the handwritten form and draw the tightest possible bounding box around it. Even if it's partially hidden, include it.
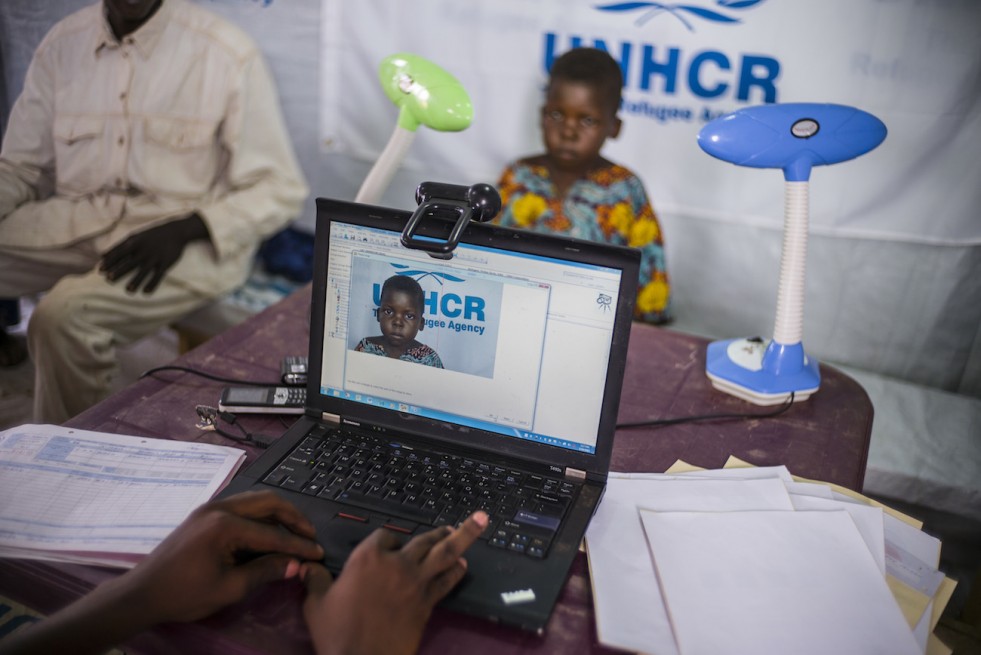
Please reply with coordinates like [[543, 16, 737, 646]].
[[0, 424, 245, 568]]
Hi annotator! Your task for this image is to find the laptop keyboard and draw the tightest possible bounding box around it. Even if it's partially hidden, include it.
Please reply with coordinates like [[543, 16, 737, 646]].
[[261, 424, 580, 559]]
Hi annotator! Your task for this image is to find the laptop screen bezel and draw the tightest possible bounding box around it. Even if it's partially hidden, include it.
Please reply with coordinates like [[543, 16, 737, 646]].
[[306, 197, 639, 479]]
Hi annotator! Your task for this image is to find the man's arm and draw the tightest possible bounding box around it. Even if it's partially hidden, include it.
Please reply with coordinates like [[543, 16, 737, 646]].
[[0, 33, 58, 220], [192, 49, 309, 262], [0, 491, 324, 655]]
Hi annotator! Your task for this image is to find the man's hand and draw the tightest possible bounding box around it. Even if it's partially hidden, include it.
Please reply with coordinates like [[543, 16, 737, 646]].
[[301, 511, 488, 655], [99, 213, 209, 294]]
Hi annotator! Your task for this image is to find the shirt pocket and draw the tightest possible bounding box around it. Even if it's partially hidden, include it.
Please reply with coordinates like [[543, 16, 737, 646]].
[[52, 115, 107, 194], [136, 116, 218, 197]]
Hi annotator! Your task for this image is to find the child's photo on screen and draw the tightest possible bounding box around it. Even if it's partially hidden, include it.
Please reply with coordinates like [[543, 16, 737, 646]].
[[346, 256, 503, 378]]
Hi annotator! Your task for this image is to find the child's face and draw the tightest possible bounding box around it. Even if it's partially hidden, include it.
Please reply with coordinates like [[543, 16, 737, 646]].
[[378, 289, 424, 350], [540, 80, 621, 174]]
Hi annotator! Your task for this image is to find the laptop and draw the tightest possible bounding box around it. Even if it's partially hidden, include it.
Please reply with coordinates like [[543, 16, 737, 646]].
[[220, 196, 639, 633]]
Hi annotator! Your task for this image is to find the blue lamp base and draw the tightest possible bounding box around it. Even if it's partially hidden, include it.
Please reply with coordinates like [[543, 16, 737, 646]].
[[705, 338, 820, 405]]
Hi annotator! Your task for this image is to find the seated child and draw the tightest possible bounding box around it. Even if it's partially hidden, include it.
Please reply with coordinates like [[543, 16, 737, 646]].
[[495, 47, 671, 324], [355, 274, 444, 368]]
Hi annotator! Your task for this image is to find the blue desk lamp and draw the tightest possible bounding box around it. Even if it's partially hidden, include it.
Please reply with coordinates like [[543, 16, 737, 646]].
[[697, 103, 887, 405]]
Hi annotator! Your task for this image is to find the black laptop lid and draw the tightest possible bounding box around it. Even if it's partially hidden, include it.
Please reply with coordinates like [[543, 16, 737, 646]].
[[306, 198, 639, 480]]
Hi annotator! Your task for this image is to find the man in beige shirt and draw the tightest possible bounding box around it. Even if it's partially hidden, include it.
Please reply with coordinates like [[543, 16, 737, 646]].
[[0, 0, 308, 423]]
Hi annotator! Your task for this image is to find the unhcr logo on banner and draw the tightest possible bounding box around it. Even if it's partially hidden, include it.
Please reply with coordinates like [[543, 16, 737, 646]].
[[543, 0, 779, 122], [593, 0, 767, 32]]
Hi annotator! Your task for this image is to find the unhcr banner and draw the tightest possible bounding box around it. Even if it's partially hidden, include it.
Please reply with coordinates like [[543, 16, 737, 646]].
[[2, 0, 978, 391], [320, 0, 981, 245]]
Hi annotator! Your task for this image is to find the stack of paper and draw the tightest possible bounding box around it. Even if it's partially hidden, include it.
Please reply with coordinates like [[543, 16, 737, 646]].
[[584, 459, 955, 655], [0, 424, 246, 568]]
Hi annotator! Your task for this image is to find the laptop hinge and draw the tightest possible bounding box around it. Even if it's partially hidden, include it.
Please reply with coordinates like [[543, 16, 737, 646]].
[[564, 467, 587, 481]]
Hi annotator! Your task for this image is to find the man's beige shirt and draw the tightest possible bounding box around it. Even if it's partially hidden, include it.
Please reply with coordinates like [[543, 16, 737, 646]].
[[0, 0, 308, 294]]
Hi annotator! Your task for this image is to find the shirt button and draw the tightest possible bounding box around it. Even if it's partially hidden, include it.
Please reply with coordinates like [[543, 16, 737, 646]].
[[119, 92, 127, 101], [117, 136, 125, 146], [115, 178, 123, 187]]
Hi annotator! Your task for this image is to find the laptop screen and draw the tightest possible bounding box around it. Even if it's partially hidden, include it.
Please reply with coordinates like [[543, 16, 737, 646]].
[[311, 199, 638, 468], [317, 219, 627, 456]]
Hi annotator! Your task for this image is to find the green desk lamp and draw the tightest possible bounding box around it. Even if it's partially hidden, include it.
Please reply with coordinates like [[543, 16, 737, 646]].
[[355, 53, 473, 204]]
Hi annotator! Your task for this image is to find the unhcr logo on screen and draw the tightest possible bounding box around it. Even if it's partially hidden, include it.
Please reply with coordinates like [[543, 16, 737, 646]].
[[375, 266, 488, 334]]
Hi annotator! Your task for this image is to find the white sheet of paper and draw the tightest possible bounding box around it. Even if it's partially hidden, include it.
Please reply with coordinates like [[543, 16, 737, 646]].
[[790, 493, 886, 574], [627, 465, 793, 483], [640, 509, 921, 655], [913, 599, 933, 654], [880, 513, 945, 637], [585, 476, 793, 655], [881, 511, 945, 623], [784, 479, 835, 499], [679, 465, 793, 482]]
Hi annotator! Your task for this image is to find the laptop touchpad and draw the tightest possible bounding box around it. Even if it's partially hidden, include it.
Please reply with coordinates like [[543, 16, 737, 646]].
[[317, 515, 384, 570]]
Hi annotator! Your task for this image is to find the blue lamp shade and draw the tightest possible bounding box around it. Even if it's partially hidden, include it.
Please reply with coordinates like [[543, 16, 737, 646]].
[[698, 103, 887, 181]]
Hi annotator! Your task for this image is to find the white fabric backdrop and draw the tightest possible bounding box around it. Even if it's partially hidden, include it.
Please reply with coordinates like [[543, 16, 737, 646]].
[[2, 0, 979, 395], [320, 0, 981, 244]]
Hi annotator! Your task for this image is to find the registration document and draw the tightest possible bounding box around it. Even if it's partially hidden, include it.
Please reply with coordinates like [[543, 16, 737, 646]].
[[0, 424, 246, 568]]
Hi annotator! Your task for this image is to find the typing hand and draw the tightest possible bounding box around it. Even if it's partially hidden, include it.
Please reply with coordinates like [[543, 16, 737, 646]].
[[120, 489, 324, 624], [0, 490, 324, 655], [301, 511, 488, 655], [99, 213, 209, 294]]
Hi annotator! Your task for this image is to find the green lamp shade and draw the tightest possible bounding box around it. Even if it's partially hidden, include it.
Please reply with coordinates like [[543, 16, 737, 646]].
[[378, 53, 473, 132]]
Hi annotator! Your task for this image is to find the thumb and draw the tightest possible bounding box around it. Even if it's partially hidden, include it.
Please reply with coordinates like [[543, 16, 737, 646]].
[[300, 562, 334, 598], [235, 554, 303, 593]]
